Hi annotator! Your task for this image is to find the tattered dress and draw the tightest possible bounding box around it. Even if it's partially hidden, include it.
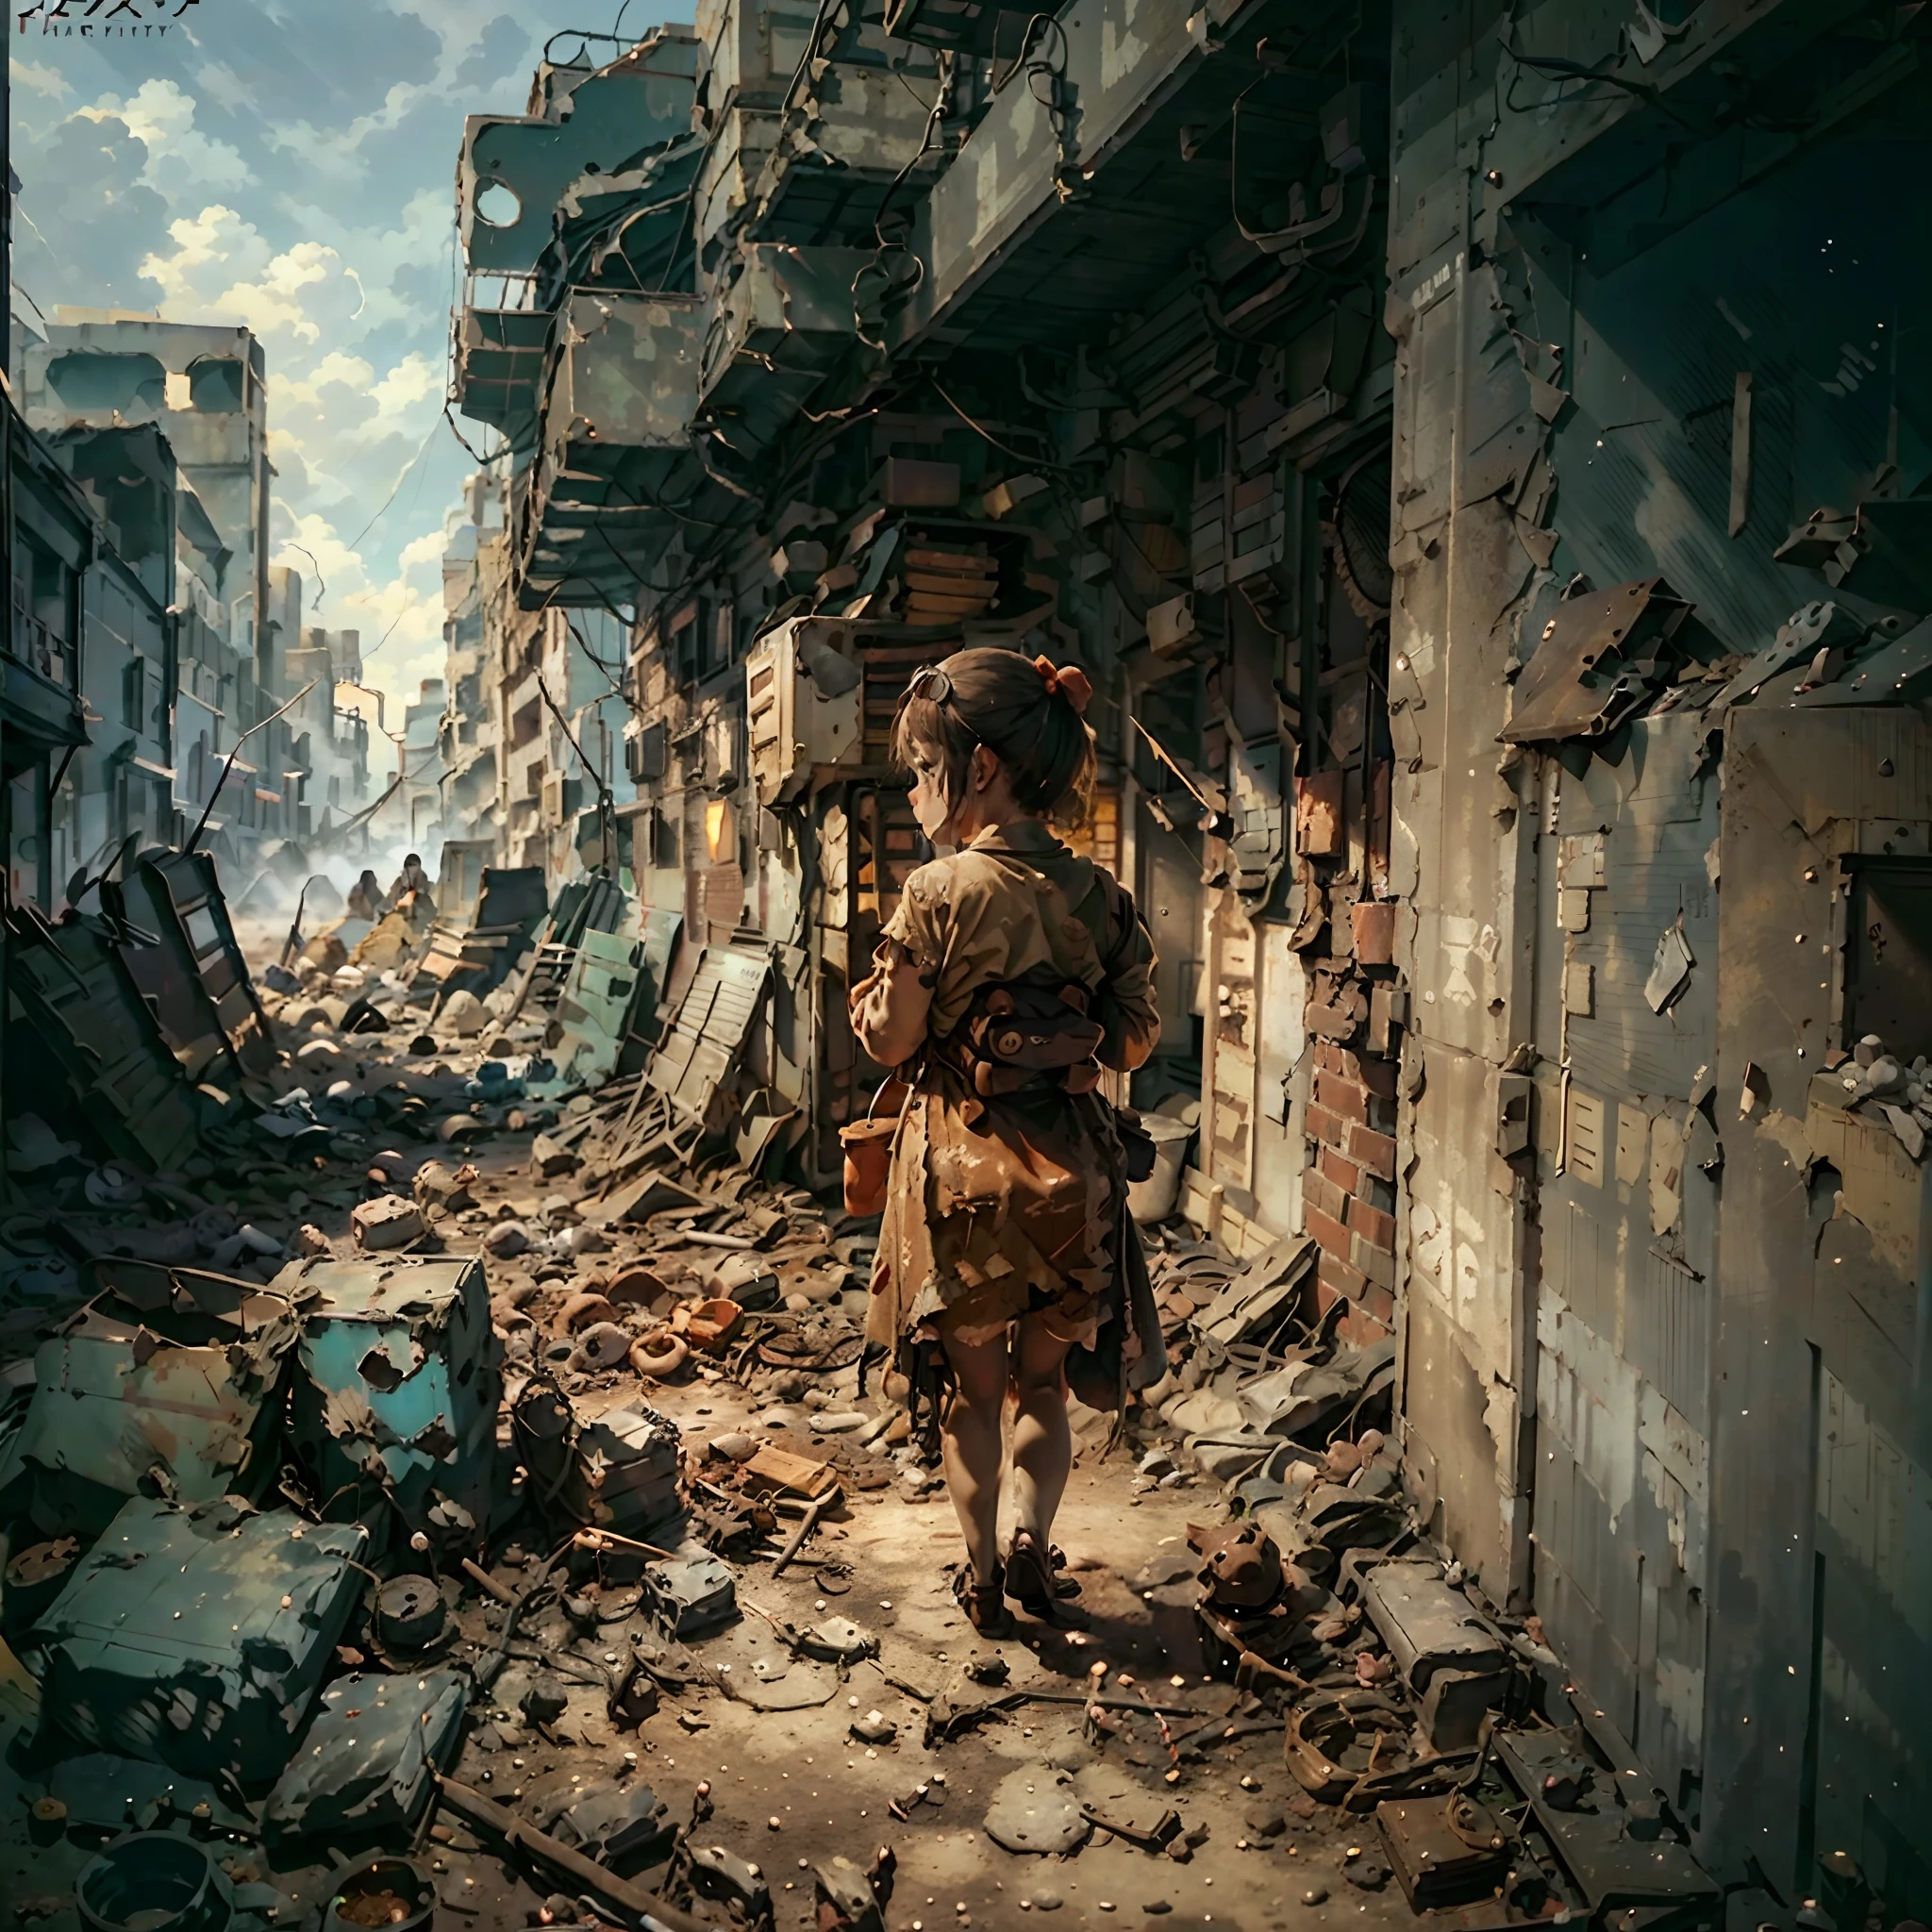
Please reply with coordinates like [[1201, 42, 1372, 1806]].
[[863, 820, 1165, 1412]]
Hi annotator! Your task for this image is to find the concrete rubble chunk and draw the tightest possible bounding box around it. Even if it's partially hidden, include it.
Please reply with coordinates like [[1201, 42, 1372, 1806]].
[[984, 1767, 1091, 1855], [350, 1192, 424, 1251], [483, 1217, 531, 1257], [413, 1158, 477, 1209], [814, 1855, 891, 1932], [440, 990, 489, 1034], [530, 1131, 579, 1177]]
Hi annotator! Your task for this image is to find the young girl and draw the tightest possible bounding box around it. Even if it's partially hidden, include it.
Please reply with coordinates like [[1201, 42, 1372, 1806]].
[[851, 647, 1164, 1635]]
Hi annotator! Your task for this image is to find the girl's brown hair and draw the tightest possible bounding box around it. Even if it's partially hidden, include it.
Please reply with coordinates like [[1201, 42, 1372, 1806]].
[[890, 647, 1097, 826]]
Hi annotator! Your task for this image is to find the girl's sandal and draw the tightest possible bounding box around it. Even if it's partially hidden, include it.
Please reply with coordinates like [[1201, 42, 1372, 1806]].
[[953, 1561, 1016, 1637], [1005, 1530, 1089, 1627], [1047, 1544, 1081, 1600]]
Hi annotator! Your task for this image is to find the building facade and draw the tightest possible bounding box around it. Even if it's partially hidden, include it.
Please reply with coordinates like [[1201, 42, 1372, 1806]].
[[15, 311, 333, 878]]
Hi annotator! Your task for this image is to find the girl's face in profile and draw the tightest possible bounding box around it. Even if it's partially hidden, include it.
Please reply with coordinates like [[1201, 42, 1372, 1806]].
[[907, 736, 954, 843]]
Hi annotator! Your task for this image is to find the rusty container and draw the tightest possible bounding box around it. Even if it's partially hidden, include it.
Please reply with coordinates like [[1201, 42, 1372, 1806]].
[[840, 1080, 908, 1217]]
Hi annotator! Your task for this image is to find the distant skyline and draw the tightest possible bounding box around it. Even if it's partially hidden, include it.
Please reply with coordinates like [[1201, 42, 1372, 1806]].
[[9, 0, 668, 740]]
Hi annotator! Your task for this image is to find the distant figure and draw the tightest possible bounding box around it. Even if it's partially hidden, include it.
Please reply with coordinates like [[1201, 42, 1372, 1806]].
[[387, 852, 436, 919], [347, 869, 384, 921]]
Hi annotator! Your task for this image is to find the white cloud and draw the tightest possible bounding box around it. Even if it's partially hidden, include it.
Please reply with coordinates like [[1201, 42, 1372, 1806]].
[[140, 205, 269, 307], [275, 513, 375, 600], [81, 79, 248, 199], [10, 58, 69, 103], [277, 351, 377, 408], [266, 79, 436, 186], [398, 526, 449, 572], [371, 352, 442, 418], [141, 207, 360, 347]]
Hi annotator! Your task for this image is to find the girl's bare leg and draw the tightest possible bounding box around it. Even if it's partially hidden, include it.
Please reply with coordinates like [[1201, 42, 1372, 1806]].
[[940, 1326, 1010, 1583], [1009, 1313, 1074, 1546]]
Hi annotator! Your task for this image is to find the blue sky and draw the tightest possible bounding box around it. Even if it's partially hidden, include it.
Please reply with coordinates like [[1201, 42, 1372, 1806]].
[[10, 0, 665, 715]]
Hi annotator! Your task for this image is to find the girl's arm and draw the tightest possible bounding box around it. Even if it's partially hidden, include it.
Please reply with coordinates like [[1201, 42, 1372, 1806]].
[[1097, 890, 1161, 1073], [850, 940, 934, 1067]]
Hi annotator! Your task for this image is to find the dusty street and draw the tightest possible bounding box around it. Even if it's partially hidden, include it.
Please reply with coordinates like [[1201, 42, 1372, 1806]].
[[0, 918, 1534, 1932]]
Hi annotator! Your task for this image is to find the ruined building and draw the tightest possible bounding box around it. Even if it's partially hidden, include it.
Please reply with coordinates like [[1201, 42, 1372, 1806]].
[[8, 311, 374, 880], [441, 0, 1931, 1905]]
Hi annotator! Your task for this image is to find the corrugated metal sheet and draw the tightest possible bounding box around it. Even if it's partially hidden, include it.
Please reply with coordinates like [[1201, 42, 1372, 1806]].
[[644, 941, 771, 1123]]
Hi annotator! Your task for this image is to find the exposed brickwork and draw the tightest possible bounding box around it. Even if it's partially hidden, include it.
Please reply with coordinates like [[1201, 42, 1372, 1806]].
[[1346, 1194, 1396, 1254], [1304, 1042, 1402, 1342], [1316, 1248, 1367, 1305], [1353, 1236, 1395, 1292], [1313, 1069, 1368, 1124], [1305, 1167, 1348, 1225], [1319, 1146, 1361, 1194], [1348, 1122, 1397, 1180], [1307, 1205, 1352, 1263], [1314, 1040, 1397, 1101]]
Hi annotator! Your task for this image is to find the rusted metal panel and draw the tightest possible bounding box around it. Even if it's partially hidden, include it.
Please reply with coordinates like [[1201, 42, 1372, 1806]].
[[1714, 706, 1932, 1882], [278, 1257, 504, 1557], [1554, 720, 1719, 1107], [0, 1263, 300, 1537], [3, 902, 203, 1171], [1501, 580, 1706, 746], [32, 1496, 369, 1784]]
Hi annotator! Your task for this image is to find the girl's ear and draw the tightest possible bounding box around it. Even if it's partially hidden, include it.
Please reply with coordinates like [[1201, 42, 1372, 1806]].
[[971, 743, 1000, 793]]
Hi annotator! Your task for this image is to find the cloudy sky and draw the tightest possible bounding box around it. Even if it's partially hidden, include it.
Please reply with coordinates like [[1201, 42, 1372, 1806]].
[[10, 0, 662, 746]]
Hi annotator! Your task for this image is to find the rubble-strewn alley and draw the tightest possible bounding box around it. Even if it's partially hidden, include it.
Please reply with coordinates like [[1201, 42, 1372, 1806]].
[[0, 901, 1586, 1932], [4, 0, 1930, 1928]]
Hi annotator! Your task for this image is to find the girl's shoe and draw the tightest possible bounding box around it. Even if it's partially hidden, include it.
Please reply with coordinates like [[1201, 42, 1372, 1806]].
[[953, 1560, 1016, 1636], [1005, 1529, 1089, 1626]]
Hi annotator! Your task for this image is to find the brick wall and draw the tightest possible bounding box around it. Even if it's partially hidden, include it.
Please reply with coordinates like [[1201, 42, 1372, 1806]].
[[1303, 1039, 1398, 1340]]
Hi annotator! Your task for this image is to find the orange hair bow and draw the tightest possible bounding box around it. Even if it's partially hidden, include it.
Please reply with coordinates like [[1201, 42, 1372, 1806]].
[[1033, 656, 1093, 715]]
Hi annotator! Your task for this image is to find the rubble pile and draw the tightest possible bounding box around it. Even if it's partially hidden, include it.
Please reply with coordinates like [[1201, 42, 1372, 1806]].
[[0, 869, 1724, 1932], [1818, 1029, 1932, 1160]]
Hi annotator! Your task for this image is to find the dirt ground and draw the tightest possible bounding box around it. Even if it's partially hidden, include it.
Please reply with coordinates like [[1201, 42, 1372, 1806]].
[[0, 922, 1422, 1932]]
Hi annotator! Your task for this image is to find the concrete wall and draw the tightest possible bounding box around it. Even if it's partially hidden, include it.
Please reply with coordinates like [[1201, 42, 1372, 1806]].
[[1386, 0, 1932, 1898]]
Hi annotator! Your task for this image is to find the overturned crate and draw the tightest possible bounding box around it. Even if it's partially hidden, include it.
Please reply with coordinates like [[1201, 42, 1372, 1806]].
[[577, 1404, 685, 1545], [277, 1257, 503, 1558], [0, 1259, 301, 1539]]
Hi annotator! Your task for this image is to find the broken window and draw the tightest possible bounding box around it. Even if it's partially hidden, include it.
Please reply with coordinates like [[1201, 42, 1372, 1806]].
[[187, 358, 247, 414], [121, 656, 148, 731], [1840, 856, 1932, 1064], [45, 352, 166, 416]]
